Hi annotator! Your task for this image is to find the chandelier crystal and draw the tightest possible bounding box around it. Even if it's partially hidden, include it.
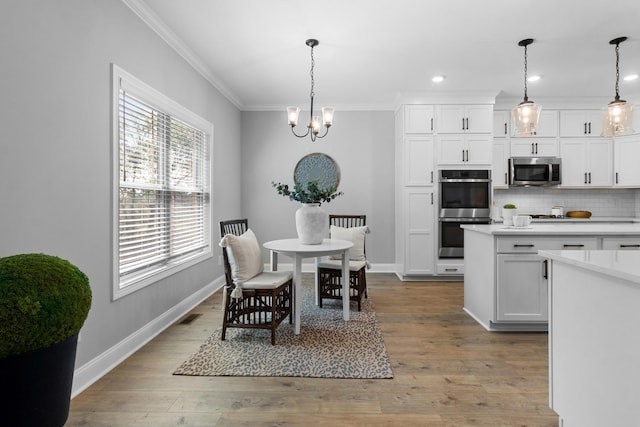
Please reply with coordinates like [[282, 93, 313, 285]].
[[511, 39, 541, 137], [603, 37, 634, 137], [287, 39, 334, 142]]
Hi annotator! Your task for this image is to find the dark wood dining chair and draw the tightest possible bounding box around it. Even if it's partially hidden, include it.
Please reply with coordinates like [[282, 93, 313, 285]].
[[219, 219, 292, 345], [317, 215, 368, 311]]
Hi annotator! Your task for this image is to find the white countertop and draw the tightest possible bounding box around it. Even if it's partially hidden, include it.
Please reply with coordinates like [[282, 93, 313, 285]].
[[539, 250, 640, 285], [462, 222, 640, 236]]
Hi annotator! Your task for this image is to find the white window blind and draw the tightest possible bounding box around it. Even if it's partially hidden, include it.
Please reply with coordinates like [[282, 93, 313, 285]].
[[113, 65, 212, 298]]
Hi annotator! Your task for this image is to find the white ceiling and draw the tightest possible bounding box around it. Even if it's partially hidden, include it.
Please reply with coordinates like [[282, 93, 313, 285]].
[[130, 0, 640, 111]]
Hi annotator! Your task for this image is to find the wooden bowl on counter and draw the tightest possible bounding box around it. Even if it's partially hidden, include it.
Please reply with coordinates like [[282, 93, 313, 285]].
[[566, 210, 592, 218]]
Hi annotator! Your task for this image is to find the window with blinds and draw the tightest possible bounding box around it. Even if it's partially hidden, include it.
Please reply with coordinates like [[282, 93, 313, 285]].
[[113, 65, 212, 298]]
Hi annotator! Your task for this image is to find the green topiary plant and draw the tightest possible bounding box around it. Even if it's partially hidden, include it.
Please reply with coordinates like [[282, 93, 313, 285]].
[[0, 253, 92, 359], [503, 203, 517, 209]]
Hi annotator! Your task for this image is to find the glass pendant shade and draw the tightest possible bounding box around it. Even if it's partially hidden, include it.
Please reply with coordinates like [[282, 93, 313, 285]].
[[287, 106, 300, 126], [603, 100, 634, 137], [322, 107, 334, 126], [511, 100, 541, 137], [602, 37, 634, 137]]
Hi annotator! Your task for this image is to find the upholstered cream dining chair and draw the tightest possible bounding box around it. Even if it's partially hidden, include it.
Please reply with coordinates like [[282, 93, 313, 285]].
[[317, 215, 369, 311], [219, 219, 292, 345]]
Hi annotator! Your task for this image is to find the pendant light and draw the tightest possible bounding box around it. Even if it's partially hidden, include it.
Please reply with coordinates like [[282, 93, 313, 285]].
[[511, 38, 541, 137], [603, 37, 634, 137], [287, 39, 334, 142]]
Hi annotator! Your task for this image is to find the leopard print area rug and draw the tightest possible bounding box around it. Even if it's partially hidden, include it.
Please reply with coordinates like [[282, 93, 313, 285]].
[[173, 282, 393, 379]]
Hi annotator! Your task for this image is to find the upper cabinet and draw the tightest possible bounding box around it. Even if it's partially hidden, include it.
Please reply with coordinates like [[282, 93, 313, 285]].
[[560, 138, 613, 188], [493, 111, 510, 137], [404, 105, 434, 134], [530, 110, 559, 137], [559, 110, 604, 137], [614, 134, 640, 187], [436, 105, 493, 134], [403, 136, 434, 186]]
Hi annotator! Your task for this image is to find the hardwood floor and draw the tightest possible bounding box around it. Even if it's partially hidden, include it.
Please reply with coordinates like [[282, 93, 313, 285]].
[[67, 273, 559, 426]]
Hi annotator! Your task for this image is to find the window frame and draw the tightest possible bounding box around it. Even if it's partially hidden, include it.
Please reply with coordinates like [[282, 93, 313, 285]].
[[111, 64, 213, 300]]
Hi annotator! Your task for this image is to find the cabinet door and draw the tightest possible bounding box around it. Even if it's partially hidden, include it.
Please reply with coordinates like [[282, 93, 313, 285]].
[[465, 135, 492, 165], [436, 105, 466, 133], [496, 254, 548, 322], [492, 140, 509, 188], [436, 135, 466, 165], [532, 110, 559, 137], [404, 188, 435, 274], [560, 140, 588, 187], [614, 135, 640, 187], [493, 111, 510, 137], [465, 105, 493, 133], [404, 105, 434, 134], [510, 139, 558, 157], [404, 137, 434, 186], [587, 139, 613, 186], [560, 110, 603, 137]]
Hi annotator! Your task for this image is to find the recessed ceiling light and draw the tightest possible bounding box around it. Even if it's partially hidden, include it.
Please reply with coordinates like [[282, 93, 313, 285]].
[[623, 74, 638, 81], [527, 75, 541, 82], [432, 75, 445, 83]]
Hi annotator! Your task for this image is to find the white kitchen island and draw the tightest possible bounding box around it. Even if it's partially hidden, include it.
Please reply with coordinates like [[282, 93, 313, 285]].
[[539, 250, 640, 427], [462, 223, 640, 331]]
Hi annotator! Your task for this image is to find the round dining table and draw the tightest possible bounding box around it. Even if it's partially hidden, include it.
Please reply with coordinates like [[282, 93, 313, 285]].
[[262, 238, 353, 335]]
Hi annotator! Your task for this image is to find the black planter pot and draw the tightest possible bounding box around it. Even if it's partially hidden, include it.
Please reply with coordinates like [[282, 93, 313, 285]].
[[0, 333, 79, 427]]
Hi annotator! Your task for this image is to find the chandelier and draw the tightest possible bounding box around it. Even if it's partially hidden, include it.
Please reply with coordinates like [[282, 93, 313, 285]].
[[603, 37, 634, 137], [511, 38, 541, 137], [287, 39, 334, 142]]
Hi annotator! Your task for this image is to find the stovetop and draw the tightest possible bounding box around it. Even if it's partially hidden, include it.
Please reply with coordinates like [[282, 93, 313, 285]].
[[526, 214, 564, 219]]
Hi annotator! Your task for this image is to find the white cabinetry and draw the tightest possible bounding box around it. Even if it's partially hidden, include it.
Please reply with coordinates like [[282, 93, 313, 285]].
[[510, 138, 559, 157], [496, 254, 548, 322], [396, 105, 436, 279], [436, 105, 493, 134], [402, 188, 435, 275], [404, 137, 434, 186], [560, 110, 603, 137], [437, 134, 492, 165], [492, 140, 509, 189], [614, 134, 640, 187], [495, 236, 597, 323], [560, 138, 613, 187], [531, 110, 559, 137], [602, 237, 640, 250], [404, 105, 434, 134], [493, 111, 510, 137]]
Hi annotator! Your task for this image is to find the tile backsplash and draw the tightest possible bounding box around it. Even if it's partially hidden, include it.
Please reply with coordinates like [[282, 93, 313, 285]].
[[492, 188, 639, 220]]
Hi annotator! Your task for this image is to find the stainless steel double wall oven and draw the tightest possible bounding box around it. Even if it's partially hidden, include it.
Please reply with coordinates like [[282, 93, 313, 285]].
[[438, 169, 492, 258]]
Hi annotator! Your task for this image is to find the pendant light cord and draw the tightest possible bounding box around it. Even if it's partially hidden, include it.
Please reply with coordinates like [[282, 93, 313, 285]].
[[614, 42, 621, 101], [309, 45, 315, 100], [523, 43, 529, 102]]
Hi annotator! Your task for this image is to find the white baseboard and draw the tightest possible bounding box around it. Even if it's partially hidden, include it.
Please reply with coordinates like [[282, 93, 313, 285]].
[[71, 276, 224, 398]]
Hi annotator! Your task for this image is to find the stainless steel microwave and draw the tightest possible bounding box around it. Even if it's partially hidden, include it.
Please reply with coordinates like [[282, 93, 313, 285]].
[[509, 157, 561, 187]]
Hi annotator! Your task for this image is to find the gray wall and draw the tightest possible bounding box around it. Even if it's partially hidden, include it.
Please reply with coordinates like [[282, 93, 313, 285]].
[[241, 111, 396, 266], [0, 0, 241, 367]]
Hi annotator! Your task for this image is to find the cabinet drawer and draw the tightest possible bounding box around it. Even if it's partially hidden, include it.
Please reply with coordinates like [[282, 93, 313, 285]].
[[497, 237, 598, 253], [436, 263, 465, 275], [602, 237, 640, 250]]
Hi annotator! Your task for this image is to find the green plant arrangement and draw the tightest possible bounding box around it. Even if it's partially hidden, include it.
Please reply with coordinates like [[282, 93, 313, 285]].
[[272, 180, 343, 205], [0, 253, 92, 359], [503, 203, 517, 209]]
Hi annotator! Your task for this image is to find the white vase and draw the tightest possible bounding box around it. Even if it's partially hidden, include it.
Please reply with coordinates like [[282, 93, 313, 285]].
[[502, 208, 517, 226], [295, 203, 327, 244]]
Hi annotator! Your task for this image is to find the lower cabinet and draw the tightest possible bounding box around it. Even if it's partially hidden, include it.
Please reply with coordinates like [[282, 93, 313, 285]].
[[496, 254, 548, 322], [400, 188, 435, 275]]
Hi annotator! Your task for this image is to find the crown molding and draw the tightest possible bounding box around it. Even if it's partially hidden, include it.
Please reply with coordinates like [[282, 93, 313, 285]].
[[121, 0, 243, 109]]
